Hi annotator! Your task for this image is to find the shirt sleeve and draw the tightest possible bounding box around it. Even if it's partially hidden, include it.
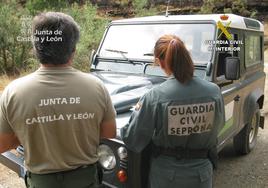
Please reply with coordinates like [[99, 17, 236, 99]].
[[102, 85, 116, 122], [121, 92, 156, 153], [0, 89, 13, 133]]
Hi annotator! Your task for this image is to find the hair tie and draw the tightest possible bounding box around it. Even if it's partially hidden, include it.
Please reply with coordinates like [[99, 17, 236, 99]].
[[170, 39, 177, 45]]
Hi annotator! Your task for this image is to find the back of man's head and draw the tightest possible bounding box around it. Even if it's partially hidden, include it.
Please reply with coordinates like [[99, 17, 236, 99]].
[[32, 12, 80, 65]]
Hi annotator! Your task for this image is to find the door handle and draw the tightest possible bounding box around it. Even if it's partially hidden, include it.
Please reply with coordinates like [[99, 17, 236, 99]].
[[234, 95, 240, 101]]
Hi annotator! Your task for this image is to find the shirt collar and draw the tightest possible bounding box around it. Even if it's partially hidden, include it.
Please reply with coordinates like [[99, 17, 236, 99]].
[[37, 66, 75, 72]]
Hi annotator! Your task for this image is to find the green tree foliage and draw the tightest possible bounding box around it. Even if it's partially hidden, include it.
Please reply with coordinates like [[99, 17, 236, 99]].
[[0, 1, 36, 75], [224, 0, 257, 18], [200, 0, 256, 17], [114, 0, 130, 7], [0, 1, 108, 75], [26, 0, 68, 15], [200, 0, 217, 13], [27, 1, 108, 72], [133, 0, 147, 10], [132, 0, 158, 16], [0, 0, 160, 75], [66, 3, 108, 72]]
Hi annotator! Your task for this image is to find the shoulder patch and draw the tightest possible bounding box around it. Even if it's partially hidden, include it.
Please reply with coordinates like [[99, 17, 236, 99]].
[[134, 102, 142, 111]]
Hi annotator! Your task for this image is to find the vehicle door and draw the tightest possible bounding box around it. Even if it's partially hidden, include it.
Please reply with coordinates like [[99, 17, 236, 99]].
[[214, 29, 243, 148]]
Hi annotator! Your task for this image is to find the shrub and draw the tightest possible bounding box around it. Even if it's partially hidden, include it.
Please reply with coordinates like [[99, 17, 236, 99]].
[[26, 0, 68, 15], [26, 2, 108, 72], [200, 0, 257, 17], [0, 1, 36, 75], [133, 0, 158, 16], [0, 1, 108, 75], [66, 3, 108, 71], [0, 0, 160, 75]]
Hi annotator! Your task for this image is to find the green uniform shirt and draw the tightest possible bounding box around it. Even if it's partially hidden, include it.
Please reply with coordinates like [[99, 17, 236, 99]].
[[121, 76, 225, 188], [0, 66, 116, 174]]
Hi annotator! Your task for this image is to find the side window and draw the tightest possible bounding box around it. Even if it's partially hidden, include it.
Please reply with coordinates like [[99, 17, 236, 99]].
[[245, 35, 262, 67]]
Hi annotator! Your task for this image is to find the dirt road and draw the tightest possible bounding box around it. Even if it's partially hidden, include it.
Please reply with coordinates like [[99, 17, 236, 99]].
[[0, 59, 268, 188]]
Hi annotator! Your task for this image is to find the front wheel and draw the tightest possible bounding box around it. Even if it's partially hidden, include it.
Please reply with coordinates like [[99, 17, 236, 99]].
[[233, 104, 260, 155]]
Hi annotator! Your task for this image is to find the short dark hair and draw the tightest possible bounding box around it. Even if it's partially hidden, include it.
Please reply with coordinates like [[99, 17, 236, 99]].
[[32, 12, 80, 65], [154, 35, 194, 84]]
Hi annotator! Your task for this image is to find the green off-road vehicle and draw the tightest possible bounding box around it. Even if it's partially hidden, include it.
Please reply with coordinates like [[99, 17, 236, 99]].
[[0, 14, 266, 188]]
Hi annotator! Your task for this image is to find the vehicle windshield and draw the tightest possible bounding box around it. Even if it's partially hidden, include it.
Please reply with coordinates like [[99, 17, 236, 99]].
[[98, 23, 215, 65]]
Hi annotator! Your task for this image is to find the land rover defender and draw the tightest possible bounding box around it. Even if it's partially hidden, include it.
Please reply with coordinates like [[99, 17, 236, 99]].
[[0, 14, 266, 188]]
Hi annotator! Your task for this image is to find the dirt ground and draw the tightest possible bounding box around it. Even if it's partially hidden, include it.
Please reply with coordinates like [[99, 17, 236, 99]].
[[0, 53, 268, 188]]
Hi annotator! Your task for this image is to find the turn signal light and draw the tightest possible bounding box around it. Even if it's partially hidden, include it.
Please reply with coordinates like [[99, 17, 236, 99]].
[[117, 170, 127, 183]]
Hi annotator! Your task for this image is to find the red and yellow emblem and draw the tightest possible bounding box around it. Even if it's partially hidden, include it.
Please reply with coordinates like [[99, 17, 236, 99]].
[[134, 102, 142, 111], [217, 14, 232, 40]]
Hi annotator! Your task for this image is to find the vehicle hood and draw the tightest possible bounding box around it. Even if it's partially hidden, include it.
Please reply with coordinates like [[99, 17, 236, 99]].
[[92, 71, 165, 113], [92, 71, 165, 134], [92, 69, 206, 137]]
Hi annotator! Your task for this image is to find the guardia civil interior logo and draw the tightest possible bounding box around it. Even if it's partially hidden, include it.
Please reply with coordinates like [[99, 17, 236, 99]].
[[205, 14, 244, 52], [217, 14, 232, 40]]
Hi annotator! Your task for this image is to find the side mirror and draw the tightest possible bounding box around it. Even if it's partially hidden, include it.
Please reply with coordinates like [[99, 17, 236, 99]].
[[89, 49, 98, 66], [225, 57, 240, 80]]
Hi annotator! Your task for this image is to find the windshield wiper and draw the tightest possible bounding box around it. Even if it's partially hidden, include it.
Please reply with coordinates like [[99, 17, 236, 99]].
[[105, 49, 128, 54], [143, 53, 154, 56], [105, 49, 136, 65]]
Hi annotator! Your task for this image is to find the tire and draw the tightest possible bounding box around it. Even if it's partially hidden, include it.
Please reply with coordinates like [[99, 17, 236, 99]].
[[233, 104, 260, 155]]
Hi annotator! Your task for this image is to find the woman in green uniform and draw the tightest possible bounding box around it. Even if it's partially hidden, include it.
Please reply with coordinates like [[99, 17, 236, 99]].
[[121, 34, 225, 188]]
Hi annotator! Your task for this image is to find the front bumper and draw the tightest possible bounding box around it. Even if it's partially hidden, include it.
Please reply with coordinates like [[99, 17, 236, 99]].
[[0, 150, 25, 177]]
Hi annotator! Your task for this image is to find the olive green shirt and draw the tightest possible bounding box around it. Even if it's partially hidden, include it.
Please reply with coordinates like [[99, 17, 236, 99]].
[[0, 66, 116, 174], [122, 76, 224, 152], [121, 76, 225, 188]]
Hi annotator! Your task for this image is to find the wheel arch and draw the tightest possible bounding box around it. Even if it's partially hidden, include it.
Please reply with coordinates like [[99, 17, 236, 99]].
[[257, 94, 264, 109], [243, 88, 263, 125]]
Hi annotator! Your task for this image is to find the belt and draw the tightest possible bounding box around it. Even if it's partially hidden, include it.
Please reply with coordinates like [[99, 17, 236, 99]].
[[24, 163, 98, 187], [26, 163, 96, 178], [153, 146, 209, 160]]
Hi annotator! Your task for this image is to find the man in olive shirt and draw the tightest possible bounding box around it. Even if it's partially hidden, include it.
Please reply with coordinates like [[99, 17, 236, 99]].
[[0, 12, 116, 188]]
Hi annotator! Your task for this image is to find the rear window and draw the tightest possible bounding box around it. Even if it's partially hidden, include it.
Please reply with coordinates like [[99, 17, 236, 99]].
[[245, 35, 262, 67]]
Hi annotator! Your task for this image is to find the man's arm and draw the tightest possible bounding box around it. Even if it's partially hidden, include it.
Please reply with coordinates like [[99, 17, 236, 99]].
[[0, 133, 20, 153], [100, 119, 116, 139], [0, 89, 20, 153]]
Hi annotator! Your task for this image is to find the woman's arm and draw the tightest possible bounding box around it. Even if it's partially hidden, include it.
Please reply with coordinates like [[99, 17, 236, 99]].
[[121, 94, 156, 153]]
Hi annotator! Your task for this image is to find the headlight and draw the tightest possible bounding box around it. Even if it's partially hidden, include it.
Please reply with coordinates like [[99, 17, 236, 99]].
[[117, 146, 128, 160], [98, 145, 116, 170]]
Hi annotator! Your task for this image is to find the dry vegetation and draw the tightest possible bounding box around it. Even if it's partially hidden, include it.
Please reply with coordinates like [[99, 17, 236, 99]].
[[0, 75, 13, 92]]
